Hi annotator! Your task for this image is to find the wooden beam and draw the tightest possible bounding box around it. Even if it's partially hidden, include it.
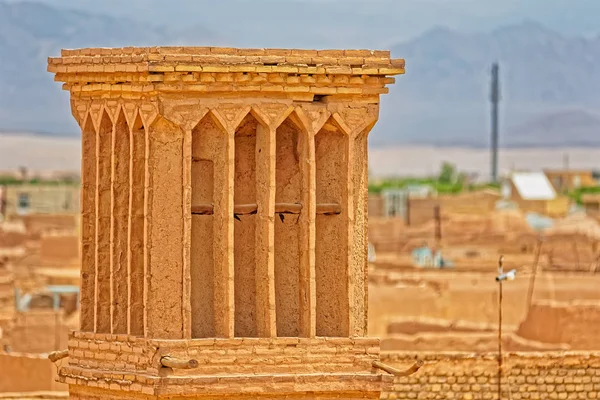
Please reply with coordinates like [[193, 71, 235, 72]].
[[316, 203, 342, 215], [191, 202, 340, 216], [160, 356, 199, 369]]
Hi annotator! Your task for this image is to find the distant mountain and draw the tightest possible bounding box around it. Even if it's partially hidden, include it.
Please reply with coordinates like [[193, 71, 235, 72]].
[[373, 20, 600, 147], [1, 2, 599, 148], [0, 1, 220, 134]]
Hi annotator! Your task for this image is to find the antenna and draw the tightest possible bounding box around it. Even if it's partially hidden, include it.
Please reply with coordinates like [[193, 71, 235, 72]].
[[490, 63, 500, 183]]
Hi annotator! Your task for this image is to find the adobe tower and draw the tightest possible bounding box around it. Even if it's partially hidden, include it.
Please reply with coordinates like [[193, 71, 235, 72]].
[[47, 46, 412, 399]]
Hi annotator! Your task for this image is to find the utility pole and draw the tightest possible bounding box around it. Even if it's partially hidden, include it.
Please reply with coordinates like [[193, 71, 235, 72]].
[[434, 205, 442, 244], [497, 255, 504, 400], [495, 257, 517, 400], [490, 63, 500, 183]]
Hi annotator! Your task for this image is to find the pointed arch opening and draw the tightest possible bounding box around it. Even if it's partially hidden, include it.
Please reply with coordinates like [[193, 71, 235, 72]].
[[234, 113, 259, 337], [190, 112, 228, 338]]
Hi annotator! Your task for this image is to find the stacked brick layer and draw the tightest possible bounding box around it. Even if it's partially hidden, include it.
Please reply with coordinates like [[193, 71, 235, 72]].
[[59, 332, 385, 398], [47, 47, 404, 98], [381, 352, 600, 400]]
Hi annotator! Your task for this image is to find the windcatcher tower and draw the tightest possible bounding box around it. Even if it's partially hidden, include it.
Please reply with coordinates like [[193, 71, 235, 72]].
[[48, 46, 405, 399]]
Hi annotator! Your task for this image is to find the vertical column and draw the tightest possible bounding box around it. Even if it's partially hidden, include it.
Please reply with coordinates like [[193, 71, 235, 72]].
[[95, 111, 113, 333], [219, 129, 235, 337], [182, 125, 192, 339], [299, 125, 316, 338], [146, 116, 184, 339], [129, 113, 145, 336], [80, 116, 96, 332], [233, 114, 258, 337], [255, 123, 277, 337], [111, 111, 130, 334]]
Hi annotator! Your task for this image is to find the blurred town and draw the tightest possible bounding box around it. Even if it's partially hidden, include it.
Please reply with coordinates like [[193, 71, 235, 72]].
[[2, 156, 600, 393], [2, 0, 600, 398]]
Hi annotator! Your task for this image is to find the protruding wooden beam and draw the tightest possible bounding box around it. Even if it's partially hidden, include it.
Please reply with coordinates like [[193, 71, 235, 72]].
[[192, 203, 340, 216], [48, 350, 69, 363], [316, 203, 342, 215], [275, 203, 302, 214], [191, 204, 215, 215], [372, 360, 423, 376], [160, 356, 199, 369]]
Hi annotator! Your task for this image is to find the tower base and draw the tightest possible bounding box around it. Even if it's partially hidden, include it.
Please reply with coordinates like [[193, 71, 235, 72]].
[[60, 332, 392, 399]]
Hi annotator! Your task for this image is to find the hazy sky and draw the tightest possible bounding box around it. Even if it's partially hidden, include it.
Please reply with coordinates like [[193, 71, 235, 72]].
[[7, 0, 600, 48]]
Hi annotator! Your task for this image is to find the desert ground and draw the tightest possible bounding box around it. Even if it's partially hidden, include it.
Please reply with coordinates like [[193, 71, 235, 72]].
[[2, 132, 599, 177]]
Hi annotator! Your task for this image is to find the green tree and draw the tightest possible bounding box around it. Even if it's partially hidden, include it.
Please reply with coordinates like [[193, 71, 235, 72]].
[[438, 162, 456, 184]]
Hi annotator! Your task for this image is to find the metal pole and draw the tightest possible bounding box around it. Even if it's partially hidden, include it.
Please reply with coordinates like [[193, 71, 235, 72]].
[[434, 205, 441, 244], [497, 256, 503, 400], [526, 236, 543, 311], [490, 63, 500, 183]]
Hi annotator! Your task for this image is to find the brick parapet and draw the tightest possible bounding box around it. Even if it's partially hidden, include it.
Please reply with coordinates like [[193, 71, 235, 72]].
[[47, 47, 403, 98], [60, 332, 383, 397]]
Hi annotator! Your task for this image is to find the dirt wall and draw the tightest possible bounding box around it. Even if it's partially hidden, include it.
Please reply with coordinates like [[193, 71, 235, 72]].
[[39, 235, 79, 267], [368, 270, 600, 341], [381, 352, 600, 399], [7, 311, 69, 353], [0, 353, 66, 392], [517, 300, 600, 350]]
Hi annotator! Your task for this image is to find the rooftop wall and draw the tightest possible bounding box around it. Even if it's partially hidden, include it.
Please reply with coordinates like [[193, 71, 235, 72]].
[[381, 352, 600, 400]]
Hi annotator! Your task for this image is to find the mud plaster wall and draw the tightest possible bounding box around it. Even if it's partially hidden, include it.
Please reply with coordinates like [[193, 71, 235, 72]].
[[517, 301, 600, 350], [315, 119, 349, 337], [274, 119, 303, 337], [234, 114, 258, 337], [0, 353, 66, 392], [40, 235, 79, 266], [368, 270, 600, 343], [146, 116, 184, 339], [381, 352, 600, 400], [9, 311, 69, 353]]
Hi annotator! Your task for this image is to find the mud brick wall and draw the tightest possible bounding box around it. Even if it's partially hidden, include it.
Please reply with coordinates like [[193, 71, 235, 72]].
[[153, 337, 380, 375], [381, 352, 600, 400], [0, 352, 66, 392]]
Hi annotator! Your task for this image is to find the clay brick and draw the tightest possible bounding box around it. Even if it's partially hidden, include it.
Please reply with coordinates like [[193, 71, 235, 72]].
[[175, 64, 203, 72], [209, 47, 238, 55], [327, 65, 353, 75], [237, 48, 267, 56], [336, 87, 362, 94], [259, 55, 286, 64], [230, 65, 256, 72], [275, 65, 299, 73], [378, 67, 405, 75], [202, 65, 230, 73], [148, 64, 175, 72], [372, 50, 391, 57], [311, 56, 339, 65]]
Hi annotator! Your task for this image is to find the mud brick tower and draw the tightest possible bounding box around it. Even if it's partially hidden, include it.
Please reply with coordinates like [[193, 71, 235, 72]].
[[47, 47, 405, 399]]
